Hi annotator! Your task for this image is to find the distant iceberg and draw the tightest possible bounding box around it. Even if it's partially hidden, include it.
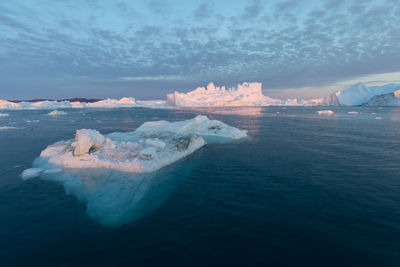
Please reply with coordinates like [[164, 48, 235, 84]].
[[22, 116, 247, 226], [3, 82, 400, 109], [323, 83, 400, 106], [362, 90, 400, 106], [167, 82, 283, 107], [0, 97, 167, 110]]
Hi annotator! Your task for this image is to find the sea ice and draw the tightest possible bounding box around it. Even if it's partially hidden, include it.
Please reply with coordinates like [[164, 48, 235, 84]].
[[348, 111, 359, 114], [23, 116, 248, 226], [0, 113, 9, 117]]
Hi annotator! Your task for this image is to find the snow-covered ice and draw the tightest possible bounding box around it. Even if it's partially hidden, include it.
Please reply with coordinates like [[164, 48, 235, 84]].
[[23, 116, 248, 226], [48, 110, 68, 116]]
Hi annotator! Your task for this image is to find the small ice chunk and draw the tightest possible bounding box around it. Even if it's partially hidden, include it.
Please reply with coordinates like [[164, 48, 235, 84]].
[[376, 117, 383, 120], [21, 168, 44, 180], [0, 113, 9, 117], [72, 129, 105, 156], [348, 111, 358, 114], [0, 126, 19, 130], [316, 110, 334, 115], [145, 138, 166, 149], [48, 110, 67, 116]]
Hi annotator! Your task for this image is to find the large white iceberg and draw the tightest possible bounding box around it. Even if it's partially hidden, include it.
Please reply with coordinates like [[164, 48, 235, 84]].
[[362, 90, 400, 106], [324, 83, 400, 106], [167, 82, 284, 107], [23, 116, 247, 226]]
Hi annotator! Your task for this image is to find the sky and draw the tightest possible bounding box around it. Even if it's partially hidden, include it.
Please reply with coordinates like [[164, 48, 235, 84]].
[[1, 0, 400, 100]]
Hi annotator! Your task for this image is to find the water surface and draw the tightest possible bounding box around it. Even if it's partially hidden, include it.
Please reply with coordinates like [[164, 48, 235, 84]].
[[1, 107, 399, 266]]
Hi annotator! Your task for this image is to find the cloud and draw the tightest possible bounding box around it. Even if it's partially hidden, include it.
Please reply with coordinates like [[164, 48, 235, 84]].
[[0, 0, 400, 99]]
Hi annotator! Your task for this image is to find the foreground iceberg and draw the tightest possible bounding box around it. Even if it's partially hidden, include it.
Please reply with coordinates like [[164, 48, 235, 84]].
[[23, 116, 247, 226]]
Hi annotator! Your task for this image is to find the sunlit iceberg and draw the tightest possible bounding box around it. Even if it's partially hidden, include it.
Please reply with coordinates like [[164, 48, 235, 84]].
[[167, 82, 332, 107], [22, 116, 248, 226], [0, 100, 22, 109], [167, 82, 282, 107]]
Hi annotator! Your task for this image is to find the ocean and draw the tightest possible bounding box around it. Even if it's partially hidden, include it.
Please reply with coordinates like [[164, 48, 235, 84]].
[[1, 107, 399, 266]]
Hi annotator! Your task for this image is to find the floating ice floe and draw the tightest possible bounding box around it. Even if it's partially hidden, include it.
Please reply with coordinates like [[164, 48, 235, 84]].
[[37, 115, 247, 172], [0, 113, 9, 117], [0, 126, 19, 130], [316, 110, 335, 115], [347, 111, 359, 114], [22, 116, 248, 226], [48, 110, 68, 116]]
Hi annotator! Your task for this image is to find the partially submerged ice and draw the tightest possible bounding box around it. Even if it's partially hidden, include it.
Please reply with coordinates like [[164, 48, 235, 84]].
[[23, 116, 248, 226]]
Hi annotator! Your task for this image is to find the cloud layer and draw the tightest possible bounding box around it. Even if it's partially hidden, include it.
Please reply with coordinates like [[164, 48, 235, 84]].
[[1, 0, 400, 99]]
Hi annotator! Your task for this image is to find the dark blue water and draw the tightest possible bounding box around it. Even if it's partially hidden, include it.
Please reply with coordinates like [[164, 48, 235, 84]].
[[1, 107, 399, 266]]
